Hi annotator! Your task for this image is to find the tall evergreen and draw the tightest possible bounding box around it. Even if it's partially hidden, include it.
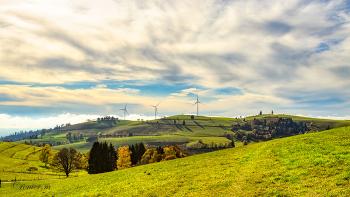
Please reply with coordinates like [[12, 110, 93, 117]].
[[88, 141, 117, 174], [156, 146, 164, 154], [108, 143, 118, 171], [88, 141, 102, 174], [137, 142, 146, 162], [130, 144, 137, 165], [129, 142, 146, 165]]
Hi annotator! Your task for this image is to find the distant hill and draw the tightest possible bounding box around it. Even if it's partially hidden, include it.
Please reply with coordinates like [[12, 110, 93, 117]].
[[2, 114, 350, 153], [2, 125, 350, 196]]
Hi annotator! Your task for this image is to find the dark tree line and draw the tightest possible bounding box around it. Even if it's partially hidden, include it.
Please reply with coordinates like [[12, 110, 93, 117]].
[[88, 141, 118, 174], [97, 116, 118, 126], [129, 142, 146, 165], [231, 117, 310, 141], [1, 122, 71, 142], [87, 141, 186, 175]]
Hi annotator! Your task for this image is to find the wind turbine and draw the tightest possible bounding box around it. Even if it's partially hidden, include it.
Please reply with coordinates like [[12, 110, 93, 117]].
[[120, 104, 129, 120], [192, 95, 204, 116], [150, 102, 161, 120]]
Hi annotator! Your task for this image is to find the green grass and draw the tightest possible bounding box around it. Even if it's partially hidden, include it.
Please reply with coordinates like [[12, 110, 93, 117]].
[[2, 126, 350, 196], [13, 114, 350, 155], [0, 142, 85, 181]]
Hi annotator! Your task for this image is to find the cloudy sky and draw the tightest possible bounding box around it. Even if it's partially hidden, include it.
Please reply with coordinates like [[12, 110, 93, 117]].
[[1, 0, 350, 136]]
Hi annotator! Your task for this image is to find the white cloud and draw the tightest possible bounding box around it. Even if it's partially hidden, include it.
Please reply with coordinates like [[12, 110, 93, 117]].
[[0, 0, 349, 127]]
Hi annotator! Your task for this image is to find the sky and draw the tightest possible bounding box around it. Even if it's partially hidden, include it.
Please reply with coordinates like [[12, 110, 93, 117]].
[[1, 0, 350, 136]]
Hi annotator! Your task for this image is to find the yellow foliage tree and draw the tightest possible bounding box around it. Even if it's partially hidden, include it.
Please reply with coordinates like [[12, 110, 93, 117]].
[[117, 146, 132, 170], [141, 149, 154, 164], [164, 147, 176, 157], [39, 144, 53, 166], [149, 150, 163, 163]]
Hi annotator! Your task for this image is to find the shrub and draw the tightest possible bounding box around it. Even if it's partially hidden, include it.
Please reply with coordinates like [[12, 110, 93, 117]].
[[162, 155, 176, 161], [27, 167, 38, 171]]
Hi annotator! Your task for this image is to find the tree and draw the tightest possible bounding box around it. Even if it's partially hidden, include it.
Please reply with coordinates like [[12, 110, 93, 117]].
[[164, 146, 176, 157], [39, 144, 52, 166], [51, 148, 78, 177], [231, 139, 235, 147], [117, 146, 132, 170], [75, 152, 87, 169], [87, 141, 117, 174]]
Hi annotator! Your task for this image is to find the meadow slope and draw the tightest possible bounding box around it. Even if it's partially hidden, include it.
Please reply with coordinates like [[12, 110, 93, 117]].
[[12, 114, 350, 154], [0, 142, 84, 181], [1, 126, 350, 196]]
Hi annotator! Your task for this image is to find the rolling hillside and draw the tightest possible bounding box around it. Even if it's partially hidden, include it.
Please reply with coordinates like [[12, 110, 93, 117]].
[[1, 126, 350, 196], [10, 114, 350, 154], [0, 142, 84, 181]]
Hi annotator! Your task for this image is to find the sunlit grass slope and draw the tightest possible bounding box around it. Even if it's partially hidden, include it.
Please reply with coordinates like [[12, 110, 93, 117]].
[[0, 142, 85, 181], [2, 126, 350, 196], [36, 114, 350, 153]]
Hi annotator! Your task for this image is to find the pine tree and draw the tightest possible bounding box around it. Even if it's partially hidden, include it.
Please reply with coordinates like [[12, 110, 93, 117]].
[[231, 140, 235, 147], [88, 141, 102, 174], [87, 141, 117, 174], [108, 143, 117, 171], [137, 142, 146, 162]]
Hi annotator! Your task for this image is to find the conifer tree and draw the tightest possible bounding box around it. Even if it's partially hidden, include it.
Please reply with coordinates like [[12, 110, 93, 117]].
[[88, 141, 102, 174], [88, 141, 117, 174], [231, 139, 235, 147], [137, 142, 146, 162], [108, 143, 118, 171]]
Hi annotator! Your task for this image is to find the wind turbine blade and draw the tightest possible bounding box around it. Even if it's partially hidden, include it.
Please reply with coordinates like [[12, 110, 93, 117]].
[[125, 103, 127, 107], [125, 110, 129, 115], [199, 102, 204, 105], [156, 102, 161, 107], [192, 103, 197, 106]]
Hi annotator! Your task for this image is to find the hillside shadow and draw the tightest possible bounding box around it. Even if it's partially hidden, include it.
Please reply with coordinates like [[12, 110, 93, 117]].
[[175, 124, 184, 131], [193, 121, 204, 129], [219, 125, 229, 131], [39, 165, 50, 170], [184, 126, 193, 132]]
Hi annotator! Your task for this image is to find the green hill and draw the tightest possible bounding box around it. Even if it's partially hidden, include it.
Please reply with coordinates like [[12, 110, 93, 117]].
[[0, 142, 84, 181], [1, 126, 350, 196], [12, 114, 350, 154]]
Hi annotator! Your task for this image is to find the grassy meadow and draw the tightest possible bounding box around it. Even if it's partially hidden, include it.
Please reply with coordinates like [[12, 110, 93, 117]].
[[0, 142, 85, 182], [13, 114, 350, 154], [1, 126, 350, 196]]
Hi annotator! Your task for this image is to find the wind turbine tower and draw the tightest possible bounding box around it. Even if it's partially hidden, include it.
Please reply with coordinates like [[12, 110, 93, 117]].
[[120, 104, 129, 120], [150, 102, 161, 120], [192, 95, 204, 116]]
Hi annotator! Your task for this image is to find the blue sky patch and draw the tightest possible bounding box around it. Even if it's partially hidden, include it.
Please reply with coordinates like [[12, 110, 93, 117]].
[[316, 43, 330, 53]]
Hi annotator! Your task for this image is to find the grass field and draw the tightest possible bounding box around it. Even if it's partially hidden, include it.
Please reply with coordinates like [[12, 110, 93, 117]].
[[1, 126, 350, 196], [12, 114, 350, 154], [0, 142, 85, 181]]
